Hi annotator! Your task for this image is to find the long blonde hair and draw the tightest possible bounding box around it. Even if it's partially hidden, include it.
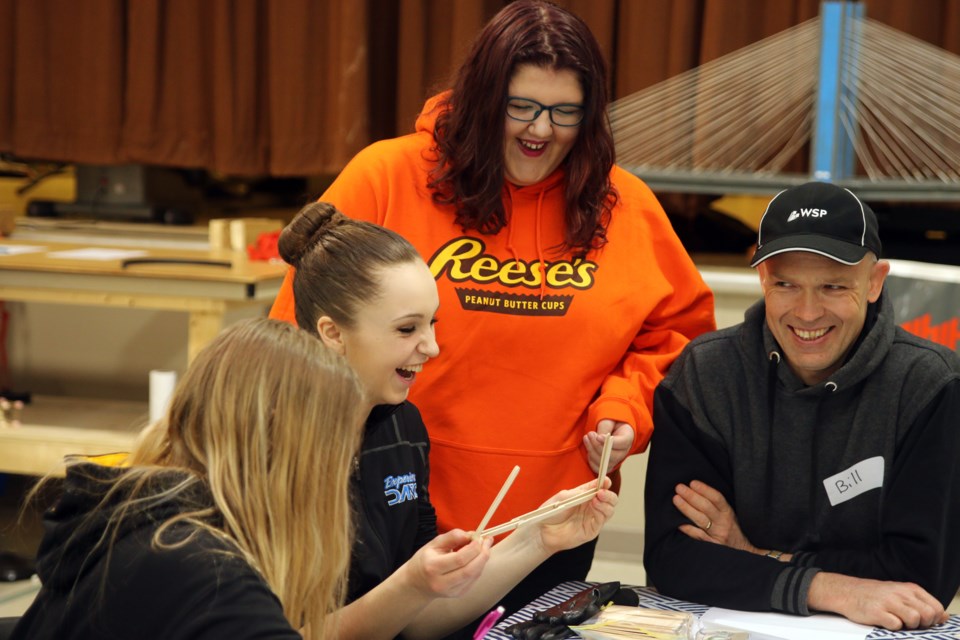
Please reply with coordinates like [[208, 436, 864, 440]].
[[86, 318, 363, 635]]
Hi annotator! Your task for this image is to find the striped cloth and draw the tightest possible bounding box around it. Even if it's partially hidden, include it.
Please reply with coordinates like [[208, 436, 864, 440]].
[[486, 581, 960, 640]]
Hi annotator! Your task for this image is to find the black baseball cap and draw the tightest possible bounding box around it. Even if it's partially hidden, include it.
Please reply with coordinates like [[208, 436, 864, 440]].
[[750, 181, 882, 267]]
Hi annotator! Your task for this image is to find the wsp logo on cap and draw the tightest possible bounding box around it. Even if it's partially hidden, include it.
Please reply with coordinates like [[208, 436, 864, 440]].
[[787, 208, 828, 222], [750, 181, 881, 267]]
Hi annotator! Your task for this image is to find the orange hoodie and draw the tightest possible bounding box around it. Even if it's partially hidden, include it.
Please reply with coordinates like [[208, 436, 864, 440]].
[[271, 95, 716, 534]]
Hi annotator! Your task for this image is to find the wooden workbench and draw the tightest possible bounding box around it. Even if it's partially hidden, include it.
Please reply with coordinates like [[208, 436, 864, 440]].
[[0, 236, 289, 475], [0, 396, 146, 476], [0, 238, 288, 363]]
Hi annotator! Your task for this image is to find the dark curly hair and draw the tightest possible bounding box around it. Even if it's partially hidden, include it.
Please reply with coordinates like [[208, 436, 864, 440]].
[[428, 0, 617, 256]]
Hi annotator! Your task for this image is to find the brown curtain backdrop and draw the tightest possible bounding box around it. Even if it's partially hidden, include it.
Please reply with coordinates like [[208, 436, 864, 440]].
[[1, 0, 959, 176]]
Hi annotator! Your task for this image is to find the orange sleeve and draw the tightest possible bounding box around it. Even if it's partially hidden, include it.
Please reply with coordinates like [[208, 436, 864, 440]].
[[585, 173, 717, 457], [268, 269, 298, 323], [586, 269, 715, 457]]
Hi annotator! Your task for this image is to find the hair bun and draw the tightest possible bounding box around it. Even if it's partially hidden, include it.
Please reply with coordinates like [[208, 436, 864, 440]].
[[278, 202, 345, 267]]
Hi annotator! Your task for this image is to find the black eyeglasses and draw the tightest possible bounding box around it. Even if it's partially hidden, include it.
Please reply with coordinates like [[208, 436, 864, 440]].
[[506, 96, 585, 127]]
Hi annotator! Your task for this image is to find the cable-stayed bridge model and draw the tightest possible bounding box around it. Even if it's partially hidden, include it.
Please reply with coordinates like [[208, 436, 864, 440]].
[[611, 2, 960, 202]]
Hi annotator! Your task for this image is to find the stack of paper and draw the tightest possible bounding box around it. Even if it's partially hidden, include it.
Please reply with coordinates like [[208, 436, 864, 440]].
[[699, 607, 872, 640]]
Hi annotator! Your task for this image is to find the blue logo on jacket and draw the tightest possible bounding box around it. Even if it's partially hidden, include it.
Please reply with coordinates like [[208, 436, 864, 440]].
[[384, 473, 418, 505]]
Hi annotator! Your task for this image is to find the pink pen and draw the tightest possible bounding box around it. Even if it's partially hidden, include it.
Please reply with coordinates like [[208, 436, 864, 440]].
[[473, 605, 505, 640]]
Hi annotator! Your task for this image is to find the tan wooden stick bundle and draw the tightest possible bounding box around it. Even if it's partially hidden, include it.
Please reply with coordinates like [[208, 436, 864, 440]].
[[475, 435, 614, 538]]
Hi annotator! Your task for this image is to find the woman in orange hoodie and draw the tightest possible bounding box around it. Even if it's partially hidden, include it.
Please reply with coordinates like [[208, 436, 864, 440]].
[[271, 0, 716, 617]]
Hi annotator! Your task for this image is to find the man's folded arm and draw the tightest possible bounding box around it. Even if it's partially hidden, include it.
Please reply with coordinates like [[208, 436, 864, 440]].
[[644, 386, 818, 614]]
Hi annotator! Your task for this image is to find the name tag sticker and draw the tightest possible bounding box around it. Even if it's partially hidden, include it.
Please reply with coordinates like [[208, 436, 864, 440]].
[[823, 456, 884, 506]]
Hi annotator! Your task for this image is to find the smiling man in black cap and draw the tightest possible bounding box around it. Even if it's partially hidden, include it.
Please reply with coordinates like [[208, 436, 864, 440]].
[[643, 181, 960, 631]]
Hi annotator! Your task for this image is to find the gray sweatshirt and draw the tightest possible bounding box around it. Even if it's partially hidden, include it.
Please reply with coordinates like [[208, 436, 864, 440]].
[[644, 293, 960, 614]]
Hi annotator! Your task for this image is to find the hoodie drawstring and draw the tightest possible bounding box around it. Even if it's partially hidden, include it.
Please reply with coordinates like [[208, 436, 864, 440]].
[[535, 189, 547, 300], [804, 378, 837, 548], [504, 188, 521, 267], [765, 350, 781, 514], [766, 348, 841, 550], [503, 185, 549, 300]]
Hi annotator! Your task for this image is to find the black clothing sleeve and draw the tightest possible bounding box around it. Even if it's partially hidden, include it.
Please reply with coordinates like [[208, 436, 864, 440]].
[[13, 529, 300, 640], [643, 385, 820, 615], [115, 541, 302, 640], [792, 379, 960, 606], [415, 427, 438, 549], [348, 402, 437, 602]]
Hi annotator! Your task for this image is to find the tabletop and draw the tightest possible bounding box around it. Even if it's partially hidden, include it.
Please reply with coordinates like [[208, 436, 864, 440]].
[[0, 238, 286, 286], [488, 581, 960, 640]]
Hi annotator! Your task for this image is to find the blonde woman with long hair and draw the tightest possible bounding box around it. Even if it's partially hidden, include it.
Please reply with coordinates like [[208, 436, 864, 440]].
[[12, 318, 365, 640]]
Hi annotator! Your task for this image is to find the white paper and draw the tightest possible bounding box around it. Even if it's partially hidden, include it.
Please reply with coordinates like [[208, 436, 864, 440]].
[[149, 370, 178, 422], [0, 244, 46, 256], [700, 607, 871, 640], [47, 248, 148, 261]]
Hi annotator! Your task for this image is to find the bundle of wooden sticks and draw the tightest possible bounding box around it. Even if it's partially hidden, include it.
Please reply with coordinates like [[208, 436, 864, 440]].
[[474, 435, 614, 538]]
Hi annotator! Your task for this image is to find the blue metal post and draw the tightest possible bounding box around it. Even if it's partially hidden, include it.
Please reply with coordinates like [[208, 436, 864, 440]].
[[812, 1, 864, 181]]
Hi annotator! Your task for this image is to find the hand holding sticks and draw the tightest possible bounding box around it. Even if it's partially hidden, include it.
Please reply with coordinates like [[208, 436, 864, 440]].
[[475, 435, 614, 538]]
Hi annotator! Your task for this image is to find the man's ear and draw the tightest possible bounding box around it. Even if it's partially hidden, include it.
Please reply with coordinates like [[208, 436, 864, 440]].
[[316, 316, 346, 356], [867, 259, 891, 303]]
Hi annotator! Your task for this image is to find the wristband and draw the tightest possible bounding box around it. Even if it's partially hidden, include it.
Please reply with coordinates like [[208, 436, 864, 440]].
[[764, 549, 784, 560]]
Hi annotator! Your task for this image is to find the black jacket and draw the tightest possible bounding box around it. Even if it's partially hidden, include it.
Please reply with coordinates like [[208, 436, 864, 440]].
[[644, 294, 960, 614], [348, 401, 437, 602], [13, 464, 299, 640]]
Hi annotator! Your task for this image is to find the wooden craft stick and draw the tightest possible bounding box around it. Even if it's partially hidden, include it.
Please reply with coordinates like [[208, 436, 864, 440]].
[[571, 605, 694, 635], [479, 488, 599, 537], [597, 434, 614, 490], [476, 465, 520, 534], [477, 437, 614, 538], [508, 487, 599, 522]]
